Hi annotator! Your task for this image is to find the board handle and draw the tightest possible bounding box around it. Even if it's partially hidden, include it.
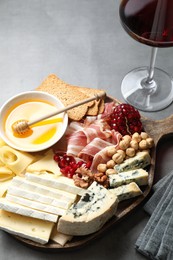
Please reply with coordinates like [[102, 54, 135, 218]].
[[141, 114, 173, 146]]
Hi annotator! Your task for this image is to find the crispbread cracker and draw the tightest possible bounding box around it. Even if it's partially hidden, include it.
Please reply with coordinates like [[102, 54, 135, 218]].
[[98, 99, 105, 114], [36, 74, 106, 121], [36, 75, 94, 121], [68, 85, 105, 116]]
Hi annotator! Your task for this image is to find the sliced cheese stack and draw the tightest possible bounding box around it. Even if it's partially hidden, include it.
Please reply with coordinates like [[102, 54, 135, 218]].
[[0, 173, 85, 244], [0, 173, 84, 221], [57, 181, 119, 236]]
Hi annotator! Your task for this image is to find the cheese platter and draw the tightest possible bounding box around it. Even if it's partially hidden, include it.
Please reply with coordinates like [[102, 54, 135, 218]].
[[0, 74, 172, 251]]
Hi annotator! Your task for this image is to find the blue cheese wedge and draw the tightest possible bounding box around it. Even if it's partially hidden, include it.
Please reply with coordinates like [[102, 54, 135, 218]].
[[109, 168, 148, 187], [114, 151, 151, 173], [0, 209, 54, 244], [57, 181, 118, 236], [110, 182, 143, 201]]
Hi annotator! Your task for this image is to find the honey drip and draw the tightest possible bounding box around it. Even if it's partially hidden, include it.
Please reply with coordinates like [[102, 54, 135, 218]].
[[32, 127, 57, 145]]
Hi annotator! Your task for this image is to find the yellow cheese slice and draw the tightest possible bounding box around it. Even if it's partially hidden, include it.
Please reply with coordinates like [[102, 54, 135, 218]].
[[26, 149, 61, 176], [0, 146, 34, 175], [0, 180, 12, 197], [50, 225, 72, 246], [0, 209, 54, 244], [0, 166, 15, 182]]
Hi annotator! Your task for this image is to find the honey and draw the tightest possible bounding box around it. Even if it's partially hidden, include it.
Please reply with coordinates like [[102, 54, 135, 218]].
[[4, 99, 64, 150], [32, 126, 57, 145]]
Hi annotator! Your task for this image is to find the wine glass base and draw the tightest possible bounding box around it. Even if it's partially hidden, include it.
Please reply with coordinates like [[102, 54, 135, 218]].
[[121, 67, 173, 112]]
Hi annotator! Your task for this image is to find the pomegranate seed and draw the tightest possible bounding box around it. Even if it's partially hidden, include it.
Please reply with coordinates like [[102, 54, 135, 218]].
[[85, 161, 92, 169], [63, 155, 75, 164], [53, 152, 92, 178], [53, 154, 60, 162], [58, 158, 66, 168], [77, 161, 84, 167]]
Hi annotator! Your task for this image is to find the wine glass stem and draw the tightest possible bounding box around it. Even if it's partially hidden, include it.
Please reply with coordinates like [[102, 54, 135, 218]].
[[146, 47, 158, 84]]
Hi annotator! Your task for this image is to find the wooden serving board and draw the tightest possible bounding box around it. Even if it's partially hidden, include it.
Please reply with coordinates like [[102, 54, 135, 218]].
[[12, 95, 172, 251]]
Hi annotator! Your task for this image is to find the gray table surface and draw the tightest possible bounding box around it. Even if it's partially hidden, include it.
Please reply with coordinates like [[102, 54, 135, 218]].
[[0, 1, 173, 259]]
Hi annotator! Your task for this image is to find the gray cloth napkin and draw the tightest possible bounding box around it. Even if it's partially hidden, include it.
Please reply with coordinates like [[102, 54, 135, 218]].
[[135, 171, 173, 260]]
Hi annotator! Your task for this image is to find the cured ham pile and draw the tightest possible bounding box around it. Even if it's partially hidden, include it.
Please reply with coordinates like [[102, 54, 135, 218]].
[[65, 102, 122, 172]]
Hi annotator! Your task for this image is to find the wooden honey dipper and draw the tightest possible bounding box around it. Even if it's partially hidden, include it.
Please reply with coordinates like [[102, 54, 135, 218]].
[[12, 92, 106, 135]]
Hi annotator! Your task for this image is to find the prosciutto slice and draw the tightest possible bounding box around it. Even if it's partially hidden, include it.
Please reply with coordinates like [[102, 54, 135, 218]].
[[66, 119, 111, 156], [78, 138, 113, 162]]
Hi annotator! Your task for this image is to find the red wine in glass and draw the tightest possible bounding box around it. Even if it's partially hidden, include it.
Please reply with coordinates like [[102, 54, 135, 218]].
[[119, 0, 173, 111]]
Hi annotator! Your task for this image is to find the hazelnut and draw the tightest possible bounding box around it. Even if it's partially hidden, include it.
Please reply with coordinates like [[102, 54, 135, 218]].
[[97, 163, 107, 173], [146, 138, 154, 148], [132, 132, 141, 142], [123, 135, 131, 144], [140, 132, 149, 140], [126, 147, 136, 157], [139, 140, 148, 150], [106, 159, 115, 168], [130, 140, 139, 150], [106, 146, 117, 157], [119, 140, 129, 150], [106, 168, 117, 175], [112, 153, 124, 164], [116, 149, 126, 159]]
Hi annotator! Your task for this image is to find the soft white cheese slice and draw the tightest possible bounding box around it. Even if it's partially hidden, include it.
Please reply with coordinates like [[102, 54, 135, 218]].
[[11, 176, 76, 202], [0, 209, 54, 244], [7, 185, 71, 209], [57, 182, 119, 236], [110, 182, 143, 201], [25, 173, 85, 196], [109, 168, 148, 187], [0, 198, 58, 222], [5, 194, 66, 216]]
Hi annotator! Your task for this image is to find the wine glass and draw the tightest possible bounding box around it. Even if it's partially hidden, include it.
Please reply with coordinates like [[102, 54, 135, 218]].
[[119, 0, 173, 111]]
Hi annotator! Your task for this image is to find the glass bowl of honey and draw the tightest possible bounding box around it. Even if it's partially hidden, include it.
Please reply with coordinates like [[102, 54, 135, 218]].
[[0, 91, 68, 152]]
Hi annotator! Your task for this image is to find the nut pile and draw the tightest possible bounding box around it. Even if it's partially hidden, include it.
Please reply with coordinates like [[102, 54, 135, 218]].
[[97, 132, 154, 176], [73, 167, 109, 189]]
